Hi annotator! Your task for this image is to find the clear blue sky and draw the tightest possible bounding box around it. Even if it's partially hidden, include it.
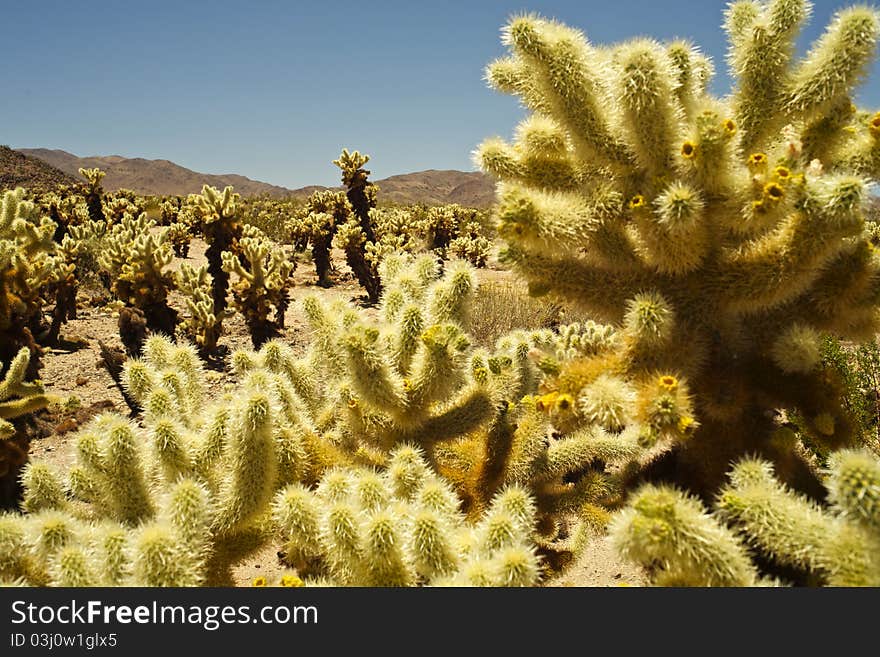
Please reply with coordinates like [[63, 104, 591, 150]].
[[4, 0, 879, 188]]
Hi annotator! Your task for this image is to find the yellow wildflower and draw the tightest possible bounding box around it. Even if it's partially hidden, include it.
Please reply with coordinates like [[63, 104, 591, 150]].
[[280, 575, 304, 587], [659, 375, 678, 391]]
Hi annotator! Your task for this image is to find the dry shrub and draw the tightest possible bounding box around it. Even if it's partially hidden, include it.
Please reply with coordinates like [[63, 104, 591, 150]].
[[467, 280, 563, 346]]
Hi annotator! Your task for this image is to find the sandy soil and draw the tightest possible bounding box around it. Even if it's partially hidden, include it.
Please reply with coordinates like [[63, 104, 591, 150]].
[[27, 236, 645, 587]]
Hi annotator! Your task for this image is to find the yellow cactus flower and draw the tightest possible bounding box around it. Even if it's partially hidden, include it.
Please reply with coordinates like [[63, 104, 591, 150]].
[[280, 575, 304, 587], [536, 392, 558, 413], [659, 375, 678, 391], [681, 141, 697, 159], [869, 112, 880, 137], [763, 182, 784, 202], [723, 118, 736, 136], [555, 393, 575, 412], [628, 194, 647, 210], [773, 166, 791, 181], [747, 152, 767, 171], [252, 576, 267, 587], [677, 415, 695, 433]]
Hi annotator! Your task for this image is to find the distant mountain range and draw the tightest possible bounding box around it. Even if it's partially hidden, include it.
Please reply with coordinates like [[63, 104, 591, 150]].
[[8, 148, 496, 207]]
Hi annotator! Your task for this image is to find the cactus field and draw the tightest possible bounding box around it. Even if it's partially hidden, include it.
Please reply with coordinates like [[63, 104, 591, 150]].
[[3, 1, 880, 587]]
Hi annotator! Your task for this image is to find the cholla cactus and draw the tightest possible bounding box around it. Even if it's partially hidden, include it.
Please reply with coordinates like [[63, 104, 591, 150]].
[[477, 2, 880, 493], [449, 231, 490, 268], [303, 190, 351, 286], [1, 348, 50, 441], [175, 264, 223, 357], [220, 256, 495, 488], [64, 215, 110, 291], [38, 189, 80, 242], [333, 149, 383, 303], [419, 205, 458, 253], [222, 225, 294, 348], [195, 185, 241, 316], [237, 255, 628, 567], [78, 168, 106, 224], [27, 193, 82, 344], [273, 452, 541, 586], [97, 214, 177, 336], [0, 335, 336, 586], [413, 205, 491, 266], [159, 198, 181, 226], [0, 348, 51, 508], [44, 235, 79, 345], [298, 253, 493, 452], [102, 195, 142, 226], [335, 149, 378, 242], [163, 196, 197, 257], [236, 196, 307, 246], [610, 448, 880, 586], [1, 188, 74, 376], [166, 220, 192, 258], [370, 206, 418, 251]]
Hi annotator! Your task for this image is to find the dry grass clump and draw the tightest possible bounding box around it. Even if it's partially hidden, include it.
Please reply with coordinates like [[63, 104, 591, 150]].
[[467, 280, 563, 346]]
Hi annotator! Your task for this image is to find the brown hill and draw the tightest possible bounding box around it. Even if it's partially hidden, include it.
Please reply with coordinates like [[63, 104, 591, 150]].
[[367, 170, 495, 207], [18, 149, 292, 198], [0, 146, 79, 192], [287, 170, 495, 207], [17, 148, 497, 206]]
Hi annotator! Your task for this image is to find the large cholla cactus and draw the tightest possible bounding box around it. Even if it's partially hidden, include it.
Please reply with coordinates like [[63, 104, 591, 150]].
[[274, 453, 540, 586], [477, 1, 880, 493], [195, 185, 242, 317], [610, 448, 880, 586], [222, 225, 294, 348]]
